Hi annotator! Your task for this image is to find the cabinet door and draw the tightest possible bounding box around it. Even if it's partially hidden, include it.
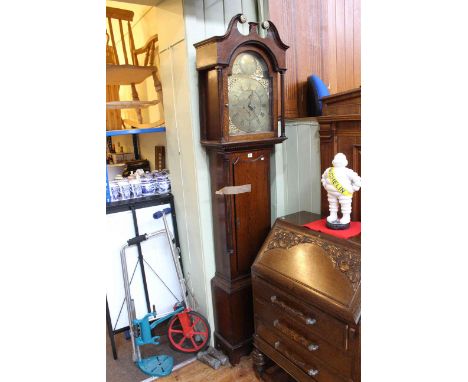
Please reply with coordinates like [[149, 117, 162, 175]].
[[106, 204, 183, 331], [231, 150, 271, 278]]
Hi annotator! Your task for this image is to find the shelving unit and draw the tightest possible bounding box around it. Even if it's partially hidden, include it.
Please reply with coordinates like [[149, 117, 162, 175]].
[[106, 126, 166, 137], [106, 127, 167, 203], [106, 5, 168, 202], [106, 64, 157, 85]]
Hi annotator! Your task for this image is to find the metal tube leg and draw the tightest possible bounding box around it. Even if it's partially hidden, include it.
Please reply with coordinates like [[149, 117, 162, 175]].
[[162, 213, 190, 308], [106, 298, 118, 360], [120, 245, 141, 362]]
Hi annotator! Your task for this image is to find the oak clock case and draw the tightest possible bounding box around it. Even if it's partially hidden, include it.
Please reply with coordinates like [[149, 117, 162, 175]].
[[194, 14, 288, 365]]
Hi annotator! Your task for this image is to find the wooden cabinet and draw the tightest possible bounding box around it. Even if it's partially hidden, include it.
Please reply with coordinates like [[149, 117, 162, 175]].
[[252, 212, 360, 382], [318, 88, 361, 221]]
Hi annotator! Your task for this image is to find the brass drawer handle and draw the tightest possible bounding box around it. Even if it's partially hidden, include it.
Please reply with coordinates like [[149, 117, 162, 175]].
[[306, 317, 317, 325], [273, 340, 319, 377], [308, 368, 319, 377], [270, 295, 316, 326], [273, 320, 320, 352]]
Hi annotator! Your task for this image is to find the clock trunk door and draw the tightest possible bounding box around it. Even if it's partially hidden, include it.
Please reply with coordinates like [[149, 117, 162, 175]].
[[230, 150, 271, 278]]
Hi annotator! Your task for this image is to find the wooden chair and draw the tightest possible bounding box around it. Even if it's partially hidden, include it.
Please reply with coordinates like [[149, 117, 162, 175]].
[[106, 6, 164, 130]]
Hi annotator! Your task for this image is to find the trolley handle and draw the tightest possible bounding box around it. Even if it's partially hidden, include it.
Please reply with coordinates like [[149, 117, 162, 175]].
[[153, 207, 172, 220], [127, 234, 147, 246]]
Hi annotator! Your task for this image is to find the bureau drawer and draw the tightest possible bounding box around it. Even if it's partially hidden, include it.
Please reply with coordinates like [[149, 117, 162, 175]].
[[256, 322, 351, 382], [254, 296, 353, 377], [253, 277, 349, 350]]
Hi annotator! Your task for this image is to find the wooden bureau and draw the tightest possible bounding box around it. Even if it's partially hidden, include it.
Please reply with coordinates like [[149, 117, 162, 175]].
[[251, 212, 360, 382]]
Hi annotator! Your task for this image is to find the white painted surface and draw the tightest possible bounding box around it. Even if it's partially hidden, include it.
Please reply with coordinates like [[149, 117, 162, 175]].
[[106, 204, 182, 331], [273, 119, 322, 218]]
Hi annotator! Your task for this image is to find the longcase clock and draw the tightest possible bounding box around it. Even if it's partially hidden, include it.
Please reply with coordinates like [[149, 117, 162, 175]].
[[194, 14, 288, 365]]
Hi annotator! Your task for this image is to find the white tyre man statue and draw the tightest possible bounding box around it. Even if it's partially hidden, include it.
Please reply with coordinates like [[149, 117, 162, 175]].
[[321, 153, 361, 229]]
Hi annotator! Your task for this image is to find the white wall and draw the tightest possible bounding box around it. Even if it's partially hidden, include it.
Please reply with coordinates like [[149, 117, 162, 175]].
[[273, 118, 322, 218]]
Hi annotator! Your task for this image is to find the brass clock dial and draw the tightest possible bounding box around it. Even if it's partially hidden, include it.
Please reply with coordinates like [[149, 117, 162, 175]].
[[228, 52, 272, 135]]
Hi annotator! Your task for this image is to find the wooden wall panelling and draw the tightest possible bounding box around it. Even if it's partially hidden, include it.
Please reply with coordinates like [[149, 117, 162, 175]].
[[321, 0, 336, 94], [353, 0, 361, 87], [335, 0, 346, 93], [344, 0, 355, 90], [268, 0, 361, 116], [269, 0, 298, 118], [295, 0, 322, 117]]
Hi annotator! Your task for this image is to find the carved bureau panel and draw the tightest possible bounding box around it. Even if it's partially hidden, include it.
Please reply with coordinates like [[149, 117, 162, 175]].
[[252, 213, 360, 382]]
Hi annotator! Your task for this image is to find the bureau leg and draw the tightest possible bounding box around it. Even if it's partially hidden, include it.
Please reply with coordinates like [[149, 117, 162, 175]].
[[252, 347, 268, 378]]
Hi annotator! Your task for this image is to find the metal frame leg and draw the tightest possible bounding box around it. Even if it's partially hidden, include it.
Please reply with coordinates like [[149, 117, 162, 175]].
[[106, 297, 118, 360]]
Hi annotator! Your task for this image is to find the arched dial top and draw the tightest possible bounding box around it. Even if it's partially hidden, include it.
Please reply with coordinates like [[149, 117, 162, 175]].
[[228, 52, 272, 135]]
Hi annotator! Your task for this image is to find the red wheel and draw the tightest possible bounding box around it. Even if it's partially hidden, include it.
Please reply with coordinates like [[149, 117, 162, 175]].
[[167, 310, 210, 353]]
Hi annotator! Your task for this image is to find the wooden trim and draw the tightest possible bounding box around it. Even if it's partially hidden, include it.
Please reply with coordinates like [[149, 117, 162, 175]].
[[122, 119, 165, 129], [317, 114, 360, 122], [119, 19, 128, 65], [321, 87, 361, 102], [107, 17, 119, 65], [106, 6, 134, 22], [134, 34, 159, 56], [106, 100, 160, 110], [128, 21, 137, 65], [284, 117, 319, 123]]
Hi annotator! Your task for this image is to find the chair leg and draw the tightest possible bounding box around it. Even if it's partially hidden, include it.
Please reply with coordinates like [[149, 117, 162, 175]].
[[131, 83, 143, 124]]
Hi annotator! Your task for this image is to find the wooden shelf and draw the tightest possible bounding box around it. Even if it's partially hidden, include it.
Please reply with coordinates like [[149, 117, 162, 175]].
[[106, 100, 159, 110], [106, 64, 157, 85], [106, 127, 166, 137], [122, 119, 164, 129]]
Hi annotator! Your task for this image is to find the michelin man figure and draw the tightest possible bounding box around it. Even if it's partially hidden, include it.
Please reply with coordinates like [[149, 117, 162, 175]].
[[321, 153, 361, 229]]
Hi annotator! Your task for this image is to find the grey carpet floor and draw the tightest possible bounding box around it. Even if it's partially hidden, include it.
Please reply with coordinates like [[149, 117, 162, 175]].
[[106, 324, 195, 382]]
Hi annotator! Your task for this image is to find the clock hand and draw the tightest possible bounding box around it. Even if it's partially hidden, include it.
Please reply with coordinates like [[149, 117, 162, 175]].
[[247, 91, 255, 110]]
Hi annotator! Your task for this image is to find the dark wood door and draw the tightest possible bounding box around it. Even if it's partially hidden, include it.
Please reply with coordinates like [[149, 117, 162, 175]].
[[231, 150, 271, 278]]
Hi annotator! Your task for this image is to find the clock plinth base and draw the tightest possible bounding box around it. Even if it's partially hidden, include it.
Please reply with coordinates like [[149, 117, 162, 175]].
[[211, 275, 254, 365], [213, 331, 253, 366]]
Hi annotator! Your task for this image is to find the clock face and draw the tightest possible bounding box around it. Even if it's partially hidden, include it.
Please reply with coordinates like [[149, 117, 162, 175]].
[[228, 52, 272, 135]]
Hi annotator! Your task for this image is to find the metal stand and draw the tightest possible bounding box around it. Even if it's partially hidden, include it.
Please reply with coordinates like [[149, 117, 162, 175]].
[[120, 208, 195, 377], [106, 194, 183, 360]]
